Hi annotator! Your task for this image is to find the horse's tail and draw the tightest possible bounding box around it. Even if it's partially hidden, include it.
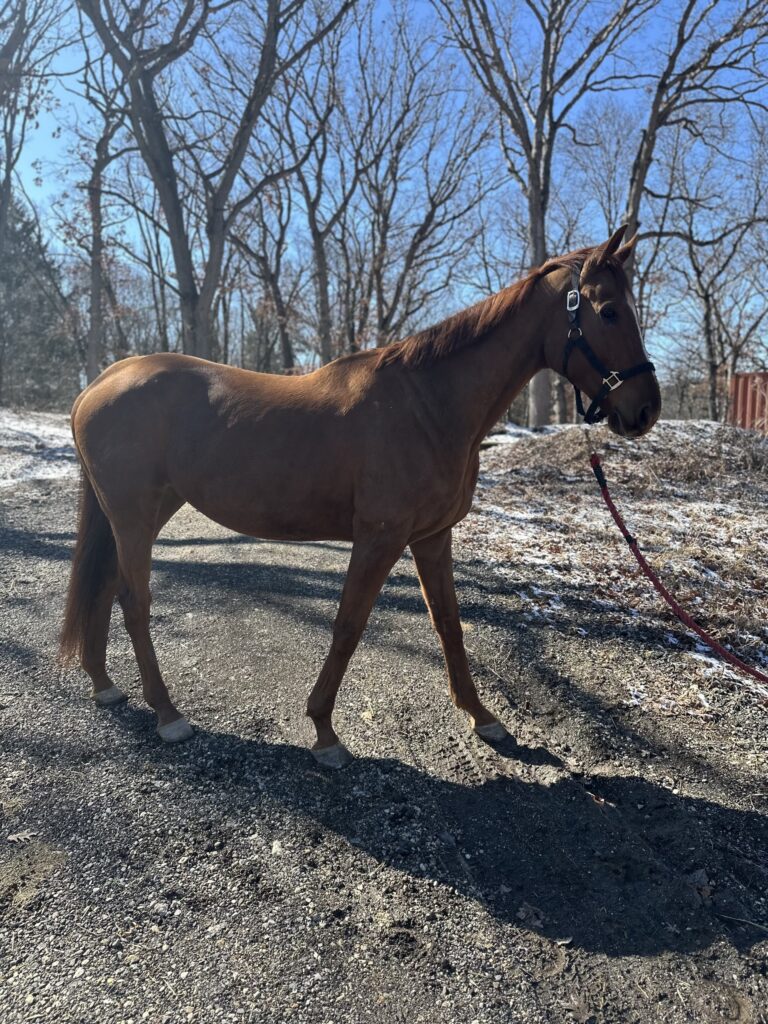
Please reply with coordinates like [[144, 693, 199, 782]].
[[59, 470, 116, 665]]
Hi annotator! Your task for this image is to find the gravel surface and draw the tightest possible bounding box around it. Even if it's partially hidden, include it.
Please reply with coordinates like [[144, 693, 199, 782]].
[[1, 420, 767, 1023]]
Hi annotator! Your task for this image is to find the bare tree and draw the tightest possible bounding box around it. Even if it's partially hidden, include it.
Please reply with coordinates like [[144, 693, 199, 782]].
[[273, 27, 374, 364], [73, 26, 134, 380], [669, 131, 768, 418], [76, 0, 354, 359], [339, 5, 491, 351], [232, 183, 305, 371], [1, 0, 63, 269], [0, 1, 30, 107], [249, 3, 489, 365], [622, 0, 768, 279], [434, 0, 656, 425]]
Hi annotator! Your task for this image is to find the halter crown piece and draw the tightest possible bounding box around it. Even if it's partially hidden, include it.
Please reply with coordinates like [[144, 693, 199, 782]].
[[561, 265, 656, 425]]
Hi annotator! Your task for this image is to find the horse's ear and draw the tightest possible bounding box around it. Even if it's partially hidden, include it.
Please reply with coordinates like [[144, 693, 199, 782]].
[[595, 224, 628, 263], [615, 233, 638, 264]]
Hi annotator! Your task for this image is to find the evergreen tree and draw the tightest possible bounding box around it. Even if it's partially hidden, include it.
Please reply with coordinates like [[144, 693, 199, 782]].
[[0, 197, 81, 408]]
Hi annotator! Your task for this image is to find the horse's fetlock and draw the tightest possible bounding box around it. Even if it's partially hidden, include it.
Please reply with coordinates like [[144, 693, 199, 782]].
[[306, 700, 331, 722]]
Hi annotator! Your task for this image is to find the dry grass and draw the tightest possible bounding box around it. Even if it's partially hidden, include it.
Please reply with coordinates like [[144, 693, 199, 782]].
[[457, 421, 768, 716]]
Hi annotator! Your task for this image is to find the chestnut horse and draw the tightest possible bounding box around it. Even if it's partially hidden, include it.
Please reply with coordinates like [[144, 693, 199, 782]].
[[60, 227, 660, 767]]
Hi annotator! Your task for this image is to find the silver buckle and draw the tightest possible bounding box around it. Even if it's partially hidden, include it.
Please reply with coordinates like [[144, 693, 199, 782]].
[[603, 371, 622, 391], [566, 289, 580, 312]]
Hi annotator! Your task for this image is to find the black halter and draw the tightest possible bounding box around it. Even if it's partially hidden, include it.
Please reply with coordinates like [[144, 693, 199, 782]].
[[561, 266, 656, 425]]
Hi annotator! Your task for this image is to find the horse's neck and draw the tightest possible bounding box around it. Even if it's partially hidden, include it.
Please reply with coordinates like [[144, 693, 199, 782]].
[[422, 298, 550, 447]]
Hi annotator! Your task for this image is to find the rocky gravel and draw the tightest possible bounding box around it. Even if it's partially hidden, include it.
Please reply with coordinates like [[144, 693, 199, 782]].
[[1, 422, 767, 1023]]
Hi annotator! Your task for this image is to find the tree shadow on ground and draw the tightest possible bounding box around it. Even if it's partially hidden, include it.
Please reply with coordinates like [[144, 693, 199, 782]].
[[9, 708, 767, 961]]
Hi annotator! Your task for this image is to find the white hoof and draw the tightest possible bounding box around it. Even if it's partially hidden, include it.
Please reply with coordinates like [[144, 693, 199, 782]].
[[157, 717, 194, 743], [311, 743, 354, 769], [474, 720, 510, 743], [92, 685, 127, 707]]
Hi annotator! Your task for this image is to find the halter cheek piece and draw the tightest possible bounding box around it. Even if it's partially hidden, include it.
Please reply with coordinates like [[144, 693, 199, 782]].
[[561, 266, 656, 425]]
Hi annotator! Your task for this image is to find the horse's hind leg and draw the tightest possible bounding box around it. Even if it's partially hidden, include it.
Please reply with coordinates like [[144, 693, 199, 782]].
[[84, 568, 124, 707], [306, 527, 407, 767], [411, 529, 508, 742], [87, 489, 183, 712], [112, 494, 191, 742], [68, 474, 123, 706]]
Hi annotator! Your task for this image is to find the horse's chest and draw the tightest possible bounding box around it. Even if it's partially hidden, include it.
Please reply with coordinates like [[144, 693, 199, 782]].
[[454, 456, 481, 520]]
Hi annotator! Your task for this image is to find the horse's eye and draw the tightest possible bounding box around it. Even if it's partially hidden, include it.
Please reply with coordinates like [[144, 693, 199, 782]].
[[600, 306, 617, 322]]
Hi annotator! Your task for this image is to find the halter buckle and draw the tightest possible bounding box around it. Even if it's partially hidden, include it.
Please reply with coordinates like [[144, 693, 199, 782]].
[[603, 371, 622, 391], [566, 289, 580, 312]]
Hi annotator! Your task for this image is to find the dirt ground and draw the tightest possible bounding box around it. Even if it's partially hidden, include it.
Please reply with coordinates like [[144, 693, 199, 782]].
[[1, 420, 767, 1023]]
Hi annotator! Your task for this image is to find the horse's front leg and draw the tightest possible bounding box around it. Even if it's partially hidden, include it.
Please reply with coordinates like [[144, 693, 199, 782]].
[[411, 528, 508, 742], [307, 526, 407, 768]]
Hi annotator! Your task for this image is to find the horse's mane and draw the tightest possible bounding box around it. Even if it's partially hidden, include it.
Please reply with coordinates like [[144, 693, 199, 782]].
[[376, 245, 628, 370]]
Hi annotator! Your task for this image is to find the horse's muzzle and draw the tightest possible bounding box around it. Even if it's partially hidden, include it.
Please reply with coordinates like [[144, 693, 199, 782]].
[[608, 399, 660, 439]]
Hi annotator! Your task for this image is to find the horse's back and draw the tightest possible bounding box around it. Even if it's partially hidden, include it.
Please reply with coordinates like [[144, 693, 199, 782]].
[[69, 353, 388, 539]]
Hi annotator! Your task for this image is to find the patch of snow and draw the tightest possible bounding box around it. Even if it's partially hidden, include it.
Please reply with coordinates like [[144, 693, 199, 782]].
[[457, 417, 768, 710], [0, 409, 77, 487]]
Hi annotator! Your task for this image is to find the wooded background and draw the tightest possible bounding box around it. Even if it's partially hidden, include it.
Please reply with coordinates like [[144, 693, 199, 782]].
[[1, 0, 767, 424]]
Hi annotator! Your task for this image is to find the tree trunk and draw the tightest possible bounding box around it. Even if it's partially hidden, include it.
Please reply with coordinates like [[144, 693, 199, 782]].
[[103, 275, 130, 358], [86, 143, 106, 382], [703, 299, 719, 420], [192, 301, 215, 362], [312, 232, 333, 364], [274, 296, 295, 371], [221, 292, 230, 365], [527, 186, 551, 427], [124, 72, 206, 357], [554, 378, 568, 424], [623, 125, 657, 285]]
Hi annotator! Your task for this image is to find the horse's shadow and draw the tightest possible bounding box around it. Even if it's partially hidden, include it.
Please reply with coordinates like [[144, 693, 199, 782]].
[[77, 705, 768, 959]]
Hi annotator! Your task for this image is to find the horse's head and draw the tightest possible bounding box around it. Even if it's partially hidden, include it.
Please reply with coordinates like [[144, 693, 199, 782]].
[[547, 226, 661, 438]]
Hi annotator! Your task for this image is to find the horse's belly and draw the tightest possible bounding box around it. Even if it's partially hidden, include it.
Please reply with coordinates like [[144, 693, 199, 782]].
[[166, 419, 356, 541], [182, 478, 355, 543], [194, 504, 354, 542]]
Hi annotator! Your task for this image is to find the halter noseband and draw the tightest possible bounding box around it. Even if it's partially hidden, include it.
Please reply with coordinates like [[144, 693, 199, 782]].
[[561, 266, 656, 425]]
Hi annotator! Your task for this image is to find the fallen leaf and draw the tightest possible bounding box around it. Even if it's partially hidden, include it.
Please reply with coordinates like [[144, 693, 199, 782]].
[[8, 831, 38, 844]]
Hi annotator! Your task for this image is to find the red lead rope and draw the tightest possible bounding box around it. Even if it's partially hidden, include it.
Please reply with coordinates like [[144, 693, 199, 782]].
[[589, 451, 768, 692]]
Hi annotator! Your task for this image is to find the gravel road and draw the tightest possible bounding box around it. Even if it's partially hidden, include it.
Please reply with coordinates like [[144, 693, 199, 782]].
[[1, 473, 767, 1024]]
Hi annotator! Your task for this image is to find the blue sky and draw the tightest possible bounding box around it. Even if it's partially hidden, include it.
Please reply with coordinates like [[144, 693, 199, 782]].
[[12, 0, 767, 373]]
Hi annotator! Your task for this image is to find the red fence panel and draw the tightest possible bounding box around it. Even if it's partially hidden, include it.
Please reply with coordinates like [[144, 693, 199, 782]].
[[730, 372, 768, 433]]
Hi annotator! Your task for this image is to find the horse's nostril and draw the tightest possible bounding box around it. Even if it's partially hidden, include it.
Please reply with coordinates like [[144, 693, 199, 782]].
[[638, 403, 652, 430]]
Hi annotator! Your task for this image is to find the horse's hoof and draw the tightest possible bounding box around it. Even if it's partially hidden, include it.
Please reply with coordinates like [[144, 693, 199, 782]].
[[311, 743, 354, 769], [474, 720, 509, 743], [92, 684, 127, 708], [157, 717, 194, 743]]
